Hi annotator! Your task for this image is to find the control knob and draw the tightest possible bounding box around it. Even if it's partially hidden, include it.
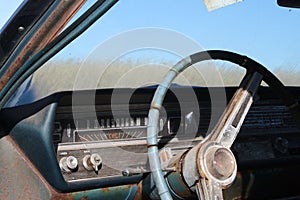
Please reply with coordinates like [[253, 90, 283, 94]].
[[83, 153, 102, 173], [59, 156, 78, 172]]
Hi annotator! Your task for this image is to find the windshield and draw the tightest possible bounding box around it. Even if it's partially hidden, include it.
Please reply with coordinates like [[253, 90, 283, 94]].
[[4, 0, 300, 106]]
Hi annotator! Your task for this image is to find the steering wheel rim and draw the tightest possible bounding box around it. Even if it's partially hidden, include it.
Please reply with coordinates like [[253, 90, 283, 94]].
[[147, 50, 299, 200]]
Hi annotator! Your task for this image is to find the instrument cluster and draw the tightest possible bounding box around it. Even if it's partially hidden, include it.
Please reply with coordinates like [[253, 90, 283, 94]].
[[53, 110, 197, 182]]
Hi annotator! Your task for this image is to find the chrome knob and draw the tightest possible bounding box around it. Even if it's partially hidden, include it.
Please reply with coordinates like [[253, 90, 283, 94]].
[[66, 156, 78, 170], [59, 156, 78, 172], [83, 153, 102, 173], [90, 153, 102, 172]]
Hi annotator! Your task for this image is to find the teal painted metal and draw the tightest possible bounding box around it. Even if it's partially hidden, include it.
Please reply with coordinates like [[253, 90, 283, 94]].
[[71, 185, 138, 200], [164, 150, 195, 199], [0, 0, 119, 108], [167, 172, 193, 199]]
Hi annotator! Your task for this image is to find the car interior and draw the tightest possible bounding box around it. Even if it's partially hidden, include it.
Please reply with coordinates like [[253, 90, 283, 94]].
[[0, 0, 300, 199]]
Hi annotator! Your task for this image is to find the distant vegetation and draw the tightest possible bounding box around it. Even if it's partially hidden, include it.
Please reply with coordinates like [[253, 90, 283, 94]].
[[32, 59, 300, 98]]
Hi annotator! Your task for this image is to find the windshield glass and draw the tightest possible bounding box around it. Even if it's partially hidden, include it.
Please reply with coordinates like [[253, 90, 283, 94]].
[[4, 0, 300, 106]]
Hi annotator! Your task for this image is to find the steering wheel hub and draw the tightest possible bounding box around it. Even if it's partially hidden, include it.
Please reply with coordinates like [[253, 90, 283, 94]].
[[197, 142, 237, 186], [198, 142, 237, 182], [211, 148, 235, 179]]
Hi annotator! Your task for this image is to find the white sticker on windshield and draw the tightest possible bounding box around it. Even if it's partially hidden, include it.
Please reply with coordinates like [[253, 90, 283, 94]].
[[204, 0, 243, 11]]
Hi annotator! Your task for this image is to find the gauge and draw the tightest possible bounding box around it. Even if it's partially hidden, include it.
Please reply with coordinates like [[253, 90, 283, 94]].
[[75, 127, 147, 142], [76, 130, 107, 141]]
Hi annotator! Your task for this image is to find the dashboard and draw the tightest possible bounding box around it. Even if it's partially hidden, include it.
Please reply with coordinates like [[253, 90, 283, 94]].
[[54, 87, 206, 183], [2, 85, 300, 198]]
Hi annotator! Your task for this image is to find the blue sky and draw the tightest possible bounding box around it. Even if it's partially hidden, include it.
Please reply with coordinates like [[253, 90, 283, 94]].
[[1, 0, 300, 71]]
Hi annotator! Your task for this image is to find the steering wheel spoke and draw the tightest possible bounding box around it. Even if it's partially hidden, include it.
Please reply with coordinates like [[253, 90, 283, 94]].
[[208, 71, 263, 148], [196, 178, 224, 200]]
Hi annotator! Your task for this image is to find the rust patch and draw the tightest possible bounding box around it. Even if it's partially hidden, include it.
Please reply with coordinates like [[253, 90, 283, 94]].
[[0, 136, 56, 199], [133, 182, 143, 200], [100, 187, 110, 193], [51, 194, 75, 200]]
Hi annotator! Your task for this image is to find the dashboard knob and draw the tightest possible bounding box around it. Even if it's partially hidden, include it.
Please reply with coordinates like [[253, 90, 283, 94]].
[[59, 156, 78, 172], [83, 153, 102, 173], [90, 153, 102, 172], [66, 156, 78, 170]]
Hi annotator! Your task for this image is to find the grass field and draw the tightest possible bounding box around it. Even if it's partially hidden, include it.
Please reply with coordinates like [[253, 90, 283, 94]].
[[32, 59, 300, 98]]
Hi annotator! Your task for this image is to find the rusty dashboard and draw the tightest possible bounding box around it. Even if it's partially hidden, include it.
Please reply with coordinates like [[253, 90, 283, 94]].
[[1, 85, 300, 196]]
